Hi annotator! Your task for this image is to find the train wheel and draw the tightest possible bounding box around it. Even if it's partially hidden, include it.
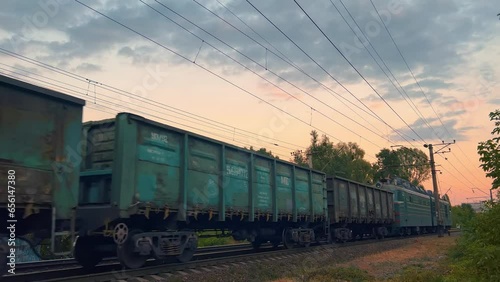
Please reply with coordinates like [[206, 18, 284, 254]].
[[176, 237, 197, 263], [117, 230, 148, 269], [73, 236, 103, 270], [282, 228, 296, 249]]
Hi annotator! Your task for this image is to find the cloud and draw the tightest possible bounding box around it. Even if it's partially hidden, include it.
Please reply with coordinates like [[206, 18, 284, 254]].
[[74, 62, 102, 73], [389, 118, 468, 142], [0, 0, 498, 143]]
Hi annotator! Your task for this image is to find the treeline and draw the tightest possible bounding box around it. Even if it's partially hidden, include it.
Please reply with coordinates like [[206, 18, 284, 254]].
[[290, 130, 431, 187]]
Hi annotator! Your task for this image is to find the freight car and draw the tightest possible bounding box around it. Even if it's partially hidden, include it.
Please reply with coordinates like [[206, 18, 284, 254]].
[[0, 75, 85, 274], [73, 113, 328, 269], [377, 177, 451, 235], [0, 76, 452, 273], [326, 176, 394, 242]]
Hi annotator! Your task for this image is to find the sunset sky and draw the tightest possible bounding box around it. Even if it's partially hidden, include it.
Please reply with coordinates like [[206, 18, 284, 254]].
[[1, 0, 498, 205]]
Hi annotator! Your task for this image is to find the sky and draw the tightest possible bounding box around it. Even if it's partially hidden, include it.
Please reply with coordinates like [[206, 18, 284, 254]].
[[0, 0, 499, 205]]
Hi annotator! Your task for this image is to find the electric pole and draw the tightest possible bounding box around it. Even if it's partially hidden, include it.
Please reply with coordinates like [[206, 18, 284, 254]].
[[424, 140, 455, 237]]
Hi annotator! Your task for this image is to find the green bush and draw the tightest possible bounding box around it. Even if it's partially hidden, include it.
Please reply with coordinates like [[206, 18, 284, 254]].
[[447, 201, 500, 281]]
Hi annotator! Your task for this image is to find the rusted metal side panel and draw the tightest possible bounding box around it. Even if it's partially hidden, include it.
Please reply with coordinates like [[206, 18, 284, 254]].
[[81, 119, 116, 171], [0, 76, 84, 220], [384, 191, 394, 222], [326, 176, 394, 224], [380, 190, 388, 220], [358, 184, 367, 220], [374, 189, 382, 221], [348, 182, 359, 219], [367, 187, 374, 221], [78, 119, 115, 205]]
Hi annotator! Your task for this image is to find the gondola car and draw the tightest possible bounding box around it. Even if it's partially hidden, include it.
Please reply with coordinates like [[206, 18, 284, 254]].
[[326, 176, 394, 241], [73, 113, 328, 269], [0, 75, 85, 274]]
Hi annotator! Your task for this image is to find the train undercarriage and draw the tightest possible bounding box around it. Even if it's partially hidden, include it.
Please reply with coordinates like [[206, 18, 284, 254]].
[[72, 213, 323, 270]]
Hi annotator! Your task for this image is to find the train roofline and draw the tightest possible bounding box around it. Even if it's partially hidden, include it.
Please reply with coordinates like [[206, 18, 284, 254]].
[[0, 74, 86, 106]]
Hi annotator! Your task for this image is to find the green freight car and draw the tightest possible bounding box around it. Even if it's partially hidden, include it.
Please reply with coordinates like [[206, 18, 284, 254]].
[[380, 177, 451, 235], [74, 113, 328, 269], [326, 176, 394, 241], [0, 75, 85, 274]]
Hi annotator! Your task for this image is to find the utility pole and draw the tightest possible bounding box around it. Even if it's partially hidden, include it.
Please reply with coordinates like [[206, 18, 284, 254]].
[[424, 140, 455, 237]]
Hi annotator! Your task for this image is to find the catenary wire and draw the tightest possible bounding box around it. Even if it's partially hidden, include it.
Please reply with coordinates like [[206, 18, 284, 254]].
[[192, 0, 395, 137], [245, 0, 419, 146], [368, 0, 490, 189], [139, 0, 389, 147], [293, 0, 427, 144]]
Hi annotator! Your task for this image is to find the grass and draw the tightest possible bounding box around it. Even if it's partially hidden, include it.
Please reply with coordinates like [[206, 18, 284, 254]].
[[196, 230, 242, 247]]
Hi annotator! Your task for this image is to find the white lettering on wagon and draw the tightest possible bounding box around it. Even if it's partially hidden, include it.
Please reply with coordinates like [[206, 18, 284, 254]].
[[226, 164, 248, 179], [150, 132, 168, 144]]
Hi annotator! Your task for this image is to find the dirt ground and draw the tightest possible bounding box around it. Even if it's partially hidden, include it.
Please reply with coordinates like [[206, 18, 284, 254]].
[[274, 233, 458, 282], [337, 234, 457, 280], [174, 233, 459, 282]]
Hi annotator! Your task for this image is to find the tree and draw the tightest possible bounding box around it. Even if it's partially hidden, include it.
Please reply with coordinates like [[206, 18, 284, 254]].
[[446, 111, 500, 280], [292, 130, 374, 183], [374, 146, 431, 186], [451, 203, 476, 228], [246, 146, 279, 159], [477, 109, 500, 190]]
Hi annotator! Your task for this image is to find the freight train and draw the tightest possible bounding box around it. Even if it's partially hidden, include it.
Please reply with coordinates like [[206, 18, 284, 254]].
[[0, 75, 451, 274]]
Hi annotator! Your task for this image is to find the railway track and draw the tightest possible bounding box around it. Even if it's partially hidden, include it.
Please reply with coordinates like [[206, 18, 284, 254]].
[[1, 243, 257, 282], [12, 243, 250, 273], [3, 231, 459, 282]]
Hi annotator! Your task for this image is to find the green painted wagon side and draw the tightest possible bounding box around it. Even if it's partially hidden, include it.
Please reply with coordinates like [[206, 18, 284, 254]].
[[78, 113, 327, 228], [390, 188, 432, 229], [441, 200, 452, 227], [431, 198, 452, 228], [0, 75, 85, 226]]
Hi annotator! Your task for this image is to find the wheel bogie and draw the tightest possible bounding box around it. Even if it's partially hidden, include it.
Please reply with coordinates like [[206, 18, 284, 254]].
[[106, 223, 199, 269]]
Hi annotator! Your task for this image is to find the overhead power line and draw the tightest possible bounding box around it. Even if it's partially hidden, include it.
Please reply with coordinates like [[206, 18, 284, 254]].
[[192, 0, 390, 139], [293, 0, 427, 144], [334, 0, 439, 139], [368, 0, 490, 188], [245, 0, 419, 146], [139, 0, 389, 147]]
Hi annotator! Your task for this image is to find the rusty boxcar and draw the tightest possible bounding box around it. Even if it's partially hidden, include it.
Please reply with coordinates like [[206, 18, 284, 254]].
[[0, 75, 85, 274], [73, 113, 328, 269], [326, 176, 394, 241]]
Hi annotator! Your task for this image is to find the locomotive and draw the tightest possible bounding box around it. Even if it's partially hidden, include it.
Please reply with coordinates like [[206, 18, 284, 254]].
[[0, 75, 451, 273]]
